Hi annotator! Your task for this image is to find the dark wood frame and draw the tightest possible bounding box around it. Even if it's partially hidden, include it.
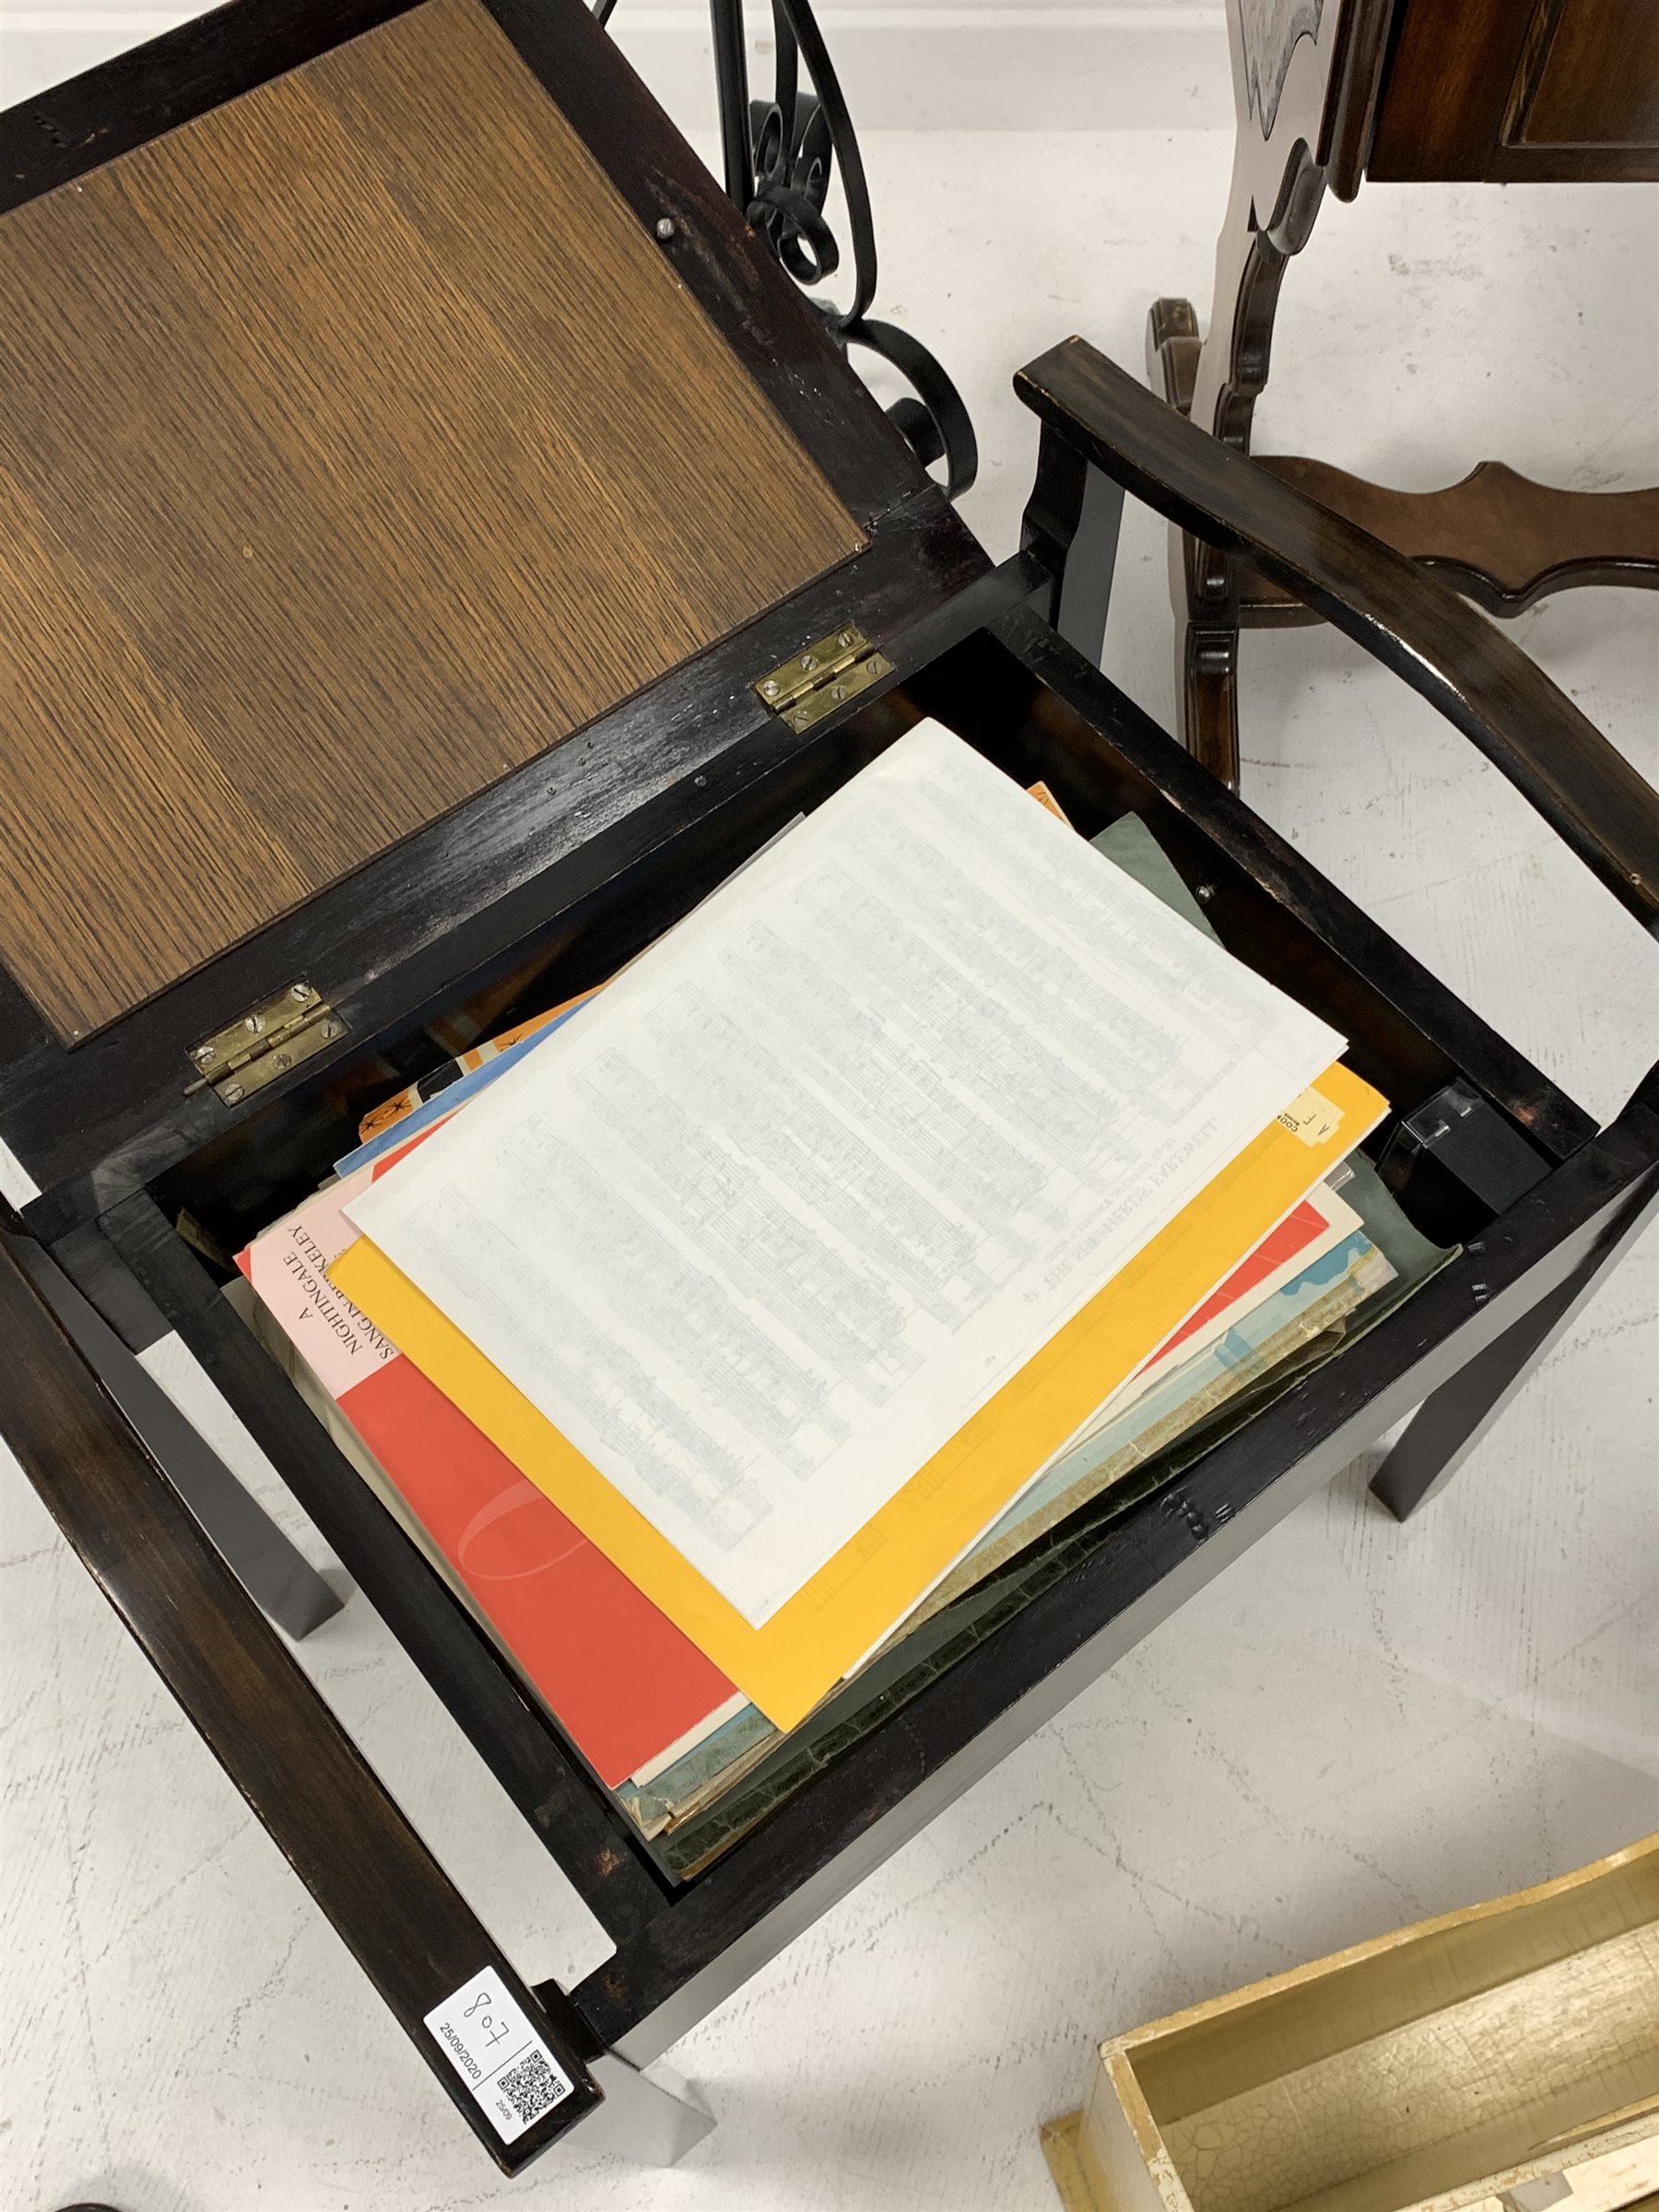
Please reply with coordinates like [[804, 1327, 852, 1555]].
[[9, 328, 1659, 2171], [1, 1230, 607, 2171], [1147, 0, 1659, 787]]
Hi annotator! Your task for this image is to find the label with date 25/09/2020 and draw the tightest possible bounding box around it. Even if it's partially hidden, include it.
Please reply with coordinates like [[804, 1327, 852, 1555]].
[[423, 1971, 577, 2144]]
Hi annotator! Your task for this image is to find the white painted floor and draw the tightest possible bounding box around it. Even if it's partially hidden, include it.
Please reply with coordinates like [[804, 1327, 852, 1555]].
[[3, 78, 1657, 2212]]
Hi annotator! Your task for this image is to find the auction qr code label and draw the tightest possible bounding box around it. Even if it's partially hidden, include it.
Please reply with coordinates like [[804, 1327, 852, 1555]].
[[424, 1971, 575, 2144]]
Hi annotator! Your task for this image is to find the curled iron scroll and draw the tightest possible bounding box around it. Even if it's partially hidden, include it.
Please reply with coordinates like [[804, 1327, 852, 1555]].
[[593, 0, 978, 501]]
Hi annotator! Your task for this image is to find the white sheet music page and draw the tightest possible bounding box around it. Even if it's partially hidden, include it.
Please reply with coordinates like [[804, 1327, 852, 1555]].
[[346, 723, 1344, 1624]]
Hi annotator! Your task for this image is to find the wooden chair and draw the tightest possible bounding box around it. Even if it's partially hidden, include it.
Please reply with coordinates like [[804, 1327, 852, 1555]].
[[1147, 0, 1659, 786]]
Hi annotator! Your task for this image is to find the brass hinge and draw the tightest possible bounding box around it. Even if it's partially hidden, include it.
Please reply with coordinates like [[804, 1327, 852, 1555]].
[[754, 624, 893, 734], [186, 982, 347, 1106]]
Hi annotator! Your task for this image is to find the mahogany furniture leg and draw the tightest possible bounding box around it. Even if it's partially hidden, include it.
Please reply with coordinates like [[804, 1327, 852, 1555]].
[[1144, 1, 1659, 793], [1147, 85, 1329, 784], [1370, 1156, 1659, 1520]]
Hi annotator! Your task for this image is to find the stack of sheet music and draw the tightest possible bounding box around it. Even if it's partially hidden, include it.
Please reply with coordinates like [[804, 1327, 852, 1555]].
[[238, 724, 1447, 1862]]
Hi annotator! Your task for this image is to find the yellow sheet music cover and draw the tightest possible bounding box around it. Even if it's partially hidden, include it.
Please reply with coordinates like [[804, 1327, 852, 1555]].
[[333, 1058, 1384, 1730]]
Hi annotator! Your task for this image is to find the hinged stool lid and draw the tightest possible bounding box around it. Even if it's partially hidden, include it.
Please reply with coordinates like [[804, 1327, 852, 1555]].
[[0, 0, 944, 1050]]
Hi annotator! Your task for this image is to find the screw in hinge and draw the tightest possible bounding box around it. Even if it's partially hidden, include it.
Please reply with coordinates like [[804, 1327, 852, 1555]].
[[243, 1013, 265, 1034], [761, 678, 781, 698], [192, 1042, 215, 1066], [319, 1018, 343, 1042], [654, 217, 677, 241], [289, 982, 312, 1005], [830, 684, 847, 701], [801, 654, 818, 673], [837, 631, 854, 649], [222, 1082, 245, 1104]]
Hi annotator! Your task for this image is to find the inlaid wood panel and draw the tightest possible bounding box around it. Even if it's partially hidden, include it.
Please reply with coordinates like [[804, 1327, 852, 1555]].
[[0, 0, 865, 1042]]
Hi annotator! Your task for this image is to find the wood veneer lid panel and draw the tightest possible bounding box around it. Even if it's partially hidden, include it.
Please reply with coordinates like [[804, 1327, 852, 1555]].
[[0, 0, 865, 1042], [0, 470, 316, 1036]]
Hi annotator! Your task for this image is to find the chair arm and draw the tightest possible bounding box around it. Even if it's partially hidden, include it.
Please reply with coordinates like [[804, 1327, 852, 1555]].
[[1014, 336, 1659, 937], [0, 1227, 604, 2173]]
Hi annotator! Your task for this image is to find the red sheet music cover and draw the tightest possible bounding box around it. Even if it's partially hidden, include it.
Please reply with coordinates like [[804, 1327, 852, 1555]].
[[239, 1138, 734, 1788]]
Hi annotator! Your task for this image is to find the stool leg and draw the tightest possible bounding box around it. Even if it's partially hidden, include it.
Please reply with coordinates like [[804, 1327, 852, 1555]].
[[579, 2053, 717, 2166], [1371, 1186, 1659, 1521]]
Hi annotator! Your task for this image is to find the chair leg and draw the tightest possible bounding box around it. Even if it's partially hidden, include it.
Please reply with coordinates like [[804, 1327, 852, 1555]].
[[1147, 117, 1326, 792], [1371, 1182, 1659, 1521]]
